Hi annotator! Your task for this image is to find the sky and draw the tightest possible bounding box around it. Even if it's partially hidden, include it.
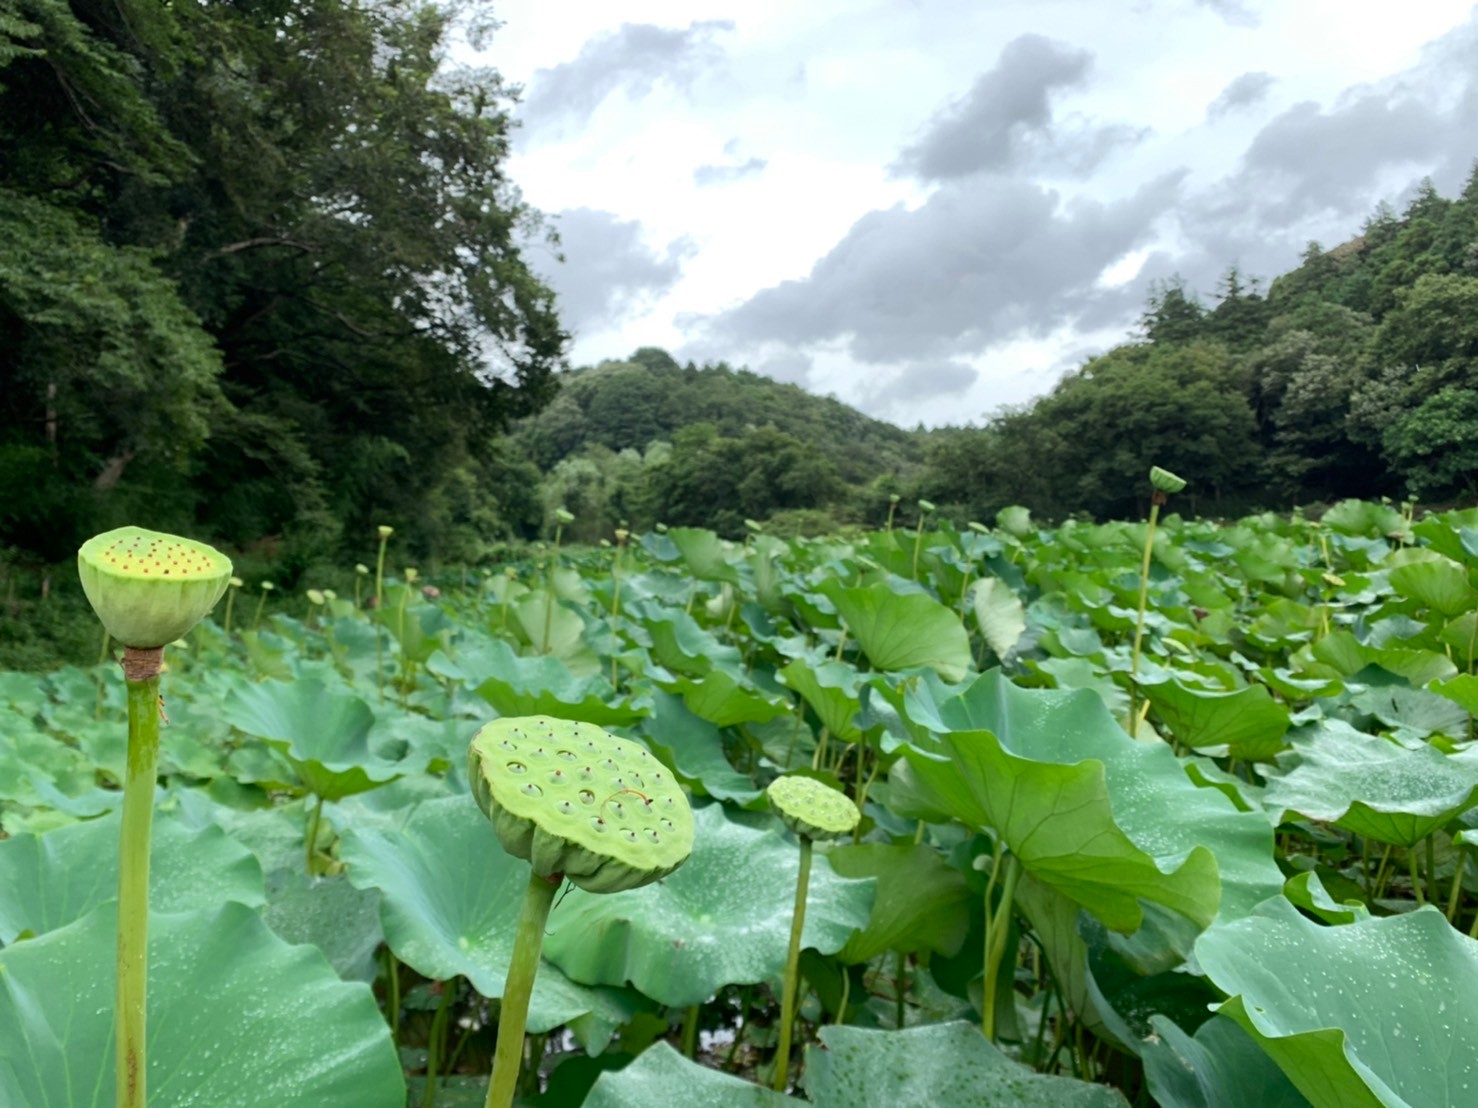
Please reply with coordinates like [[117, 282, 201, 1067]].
[[467, 0, 1478, 428]]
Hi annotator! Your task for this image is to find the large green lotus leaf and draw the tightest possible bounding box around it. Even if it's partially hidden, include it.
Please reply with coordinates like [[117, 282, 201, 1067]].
[[511, 592, 590, 662], [637, 691, 764, 806], [584, 1041, 797, 1107], [1142, 678, 1290, 761], [1388, 555, 1478, 617], [903, 672, 1283, 931], [1142, 1014, 1312, 1108], [1303, 632, 1457, 686], [971, 577, 1026, 661], [223, 678, 402, 800], [261, 869, 383, 983], [1321, 499, 1405, 538], [1431, 673, 1478, 715], [662, 669, 791, 728], [339, 794, 637, 1048], [0, 902, 403, 1107], [777, 658, 864, 742], [819, 580, 972, 681], [1260, 721, 1478, 845], [0, 807, 264, 944], [667, 527, 742, 584], [804, 1022, 1128, 1107], [444, 636, 648, 726], [1196, 898, 1478, 1108], [541, 804, 875, 1007], [1349, 682, 1470, 739], [630, 599, 743, 676], [827, 842, 972, 962]]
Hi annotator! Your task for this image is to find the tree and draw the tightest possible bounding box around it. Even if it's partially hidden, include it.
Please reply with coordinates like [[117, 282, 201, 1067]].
[[0, 0, 565, 565], [1139, 278, 1207, 345]]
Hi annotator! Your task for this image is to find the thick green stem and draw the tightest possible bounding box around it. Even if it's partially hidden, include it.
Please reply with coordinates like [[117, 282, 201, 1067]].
[[894, 950, 907, 1029], [542, 529, 562, 653], [485, 870, 560, 1108], [421, 980, 455, 1108], [1126, 501, 1162, 733], [117, 652, 162, 1108], [981, 853, 1021, 1042], [1447, 850, 1468, 923], [305, 795, 324, 875], [773, 838, 813, 1092], [911, 519, 925, 580], [681, 1004, 701, 1058]]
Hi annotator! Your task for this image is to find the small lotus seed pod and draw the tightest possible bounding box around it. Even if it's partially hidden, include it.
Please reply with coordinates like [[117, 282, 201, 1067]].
[[1149, 466, 1187, 495], [323, 589, 337, 601], [468, 717, 694, 894], [968, 521, 989, 534], [377, 525, 394, 538], [356, 564, 370, 575], [306, 589, 326, 605], [889, 494, 900, 504], [917, 499, 936, 513], [599, 539, 612, 548], [77, 527, 233, 649], [229, 576, 244, 589], [614, 528, 630, 543], [655, 522, 668, 533], [404, 567, 419, 584], [767, 775, 860, 843], [744, 519, 764, 533], [261, 580, 275, 592], [555, 508, 575, 525]]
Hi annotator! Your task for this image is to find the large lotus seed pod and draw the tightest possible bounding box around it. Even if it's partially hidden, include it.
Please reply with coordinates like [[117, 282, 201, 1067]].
[[468, 718, 694, 894], [1149, 466, 1187, 495], [77, 527, 232, 649], [767, 775, 860, 842]]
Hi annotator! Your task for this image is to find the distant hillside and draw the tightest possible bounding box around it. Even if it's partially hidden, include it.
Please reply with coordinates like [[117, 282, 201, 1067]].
[[514, 347, 921, 486]]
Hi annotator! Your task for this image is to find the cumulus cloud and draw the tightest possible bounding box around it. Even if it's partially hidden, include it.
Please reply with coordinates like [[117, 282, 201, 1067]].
[[701, 171, 1186, 365], [520, 21, 733, 138], [893, 34, 1092, 180], [865, 361, 980, 417], [892, 34, 1145, 182], [1196, 0, 1259, 28], [693, 157, 768, 187], [1207, 71, 1275, 119], [539, 209, 694, 335]]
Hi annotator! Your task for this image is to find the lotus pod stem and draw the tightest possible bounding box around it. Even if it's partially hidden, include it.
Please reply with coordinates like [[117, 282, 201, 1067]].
[[767, 775, 860, 1090], [485, 870, 560, 1108], [117, 651, 162, 1108]]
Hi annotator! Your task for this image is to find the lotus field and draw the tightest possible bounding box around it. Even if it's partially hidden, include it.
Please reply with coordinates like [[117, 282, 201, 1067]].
[[6, 492, 1478, 1107]]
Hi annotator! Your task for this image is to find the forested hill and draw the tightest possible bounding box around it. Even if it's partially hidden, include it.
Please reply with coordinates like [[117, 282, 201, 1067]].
[[506, 347, 922, 540]]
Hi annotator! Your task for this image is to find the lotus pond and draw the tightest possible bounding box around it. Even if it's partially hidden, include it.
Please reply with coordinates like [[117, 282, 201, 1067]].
[[4, 496, 1478, 1107]]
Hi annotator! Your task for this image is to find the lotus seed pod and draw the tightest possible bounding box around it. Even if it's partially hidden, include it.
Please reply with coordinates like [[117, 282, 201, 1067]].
[[468, 717, 694, 894], [229, 576, 244, 589], [306, 589, 326, 605], [555, 508, 575, 525], [404, 567, 419, 584], [356, 564, 370, 575], [917, 499, 936, 513], [744, 519, 764, 533], [889, 494, 900, 504], [261, 581, 275, 592], [767, 775, 860, 842], [77, 527, 232, 649], [1149, 466, 1187, 495], [377, 525, 394, 538]]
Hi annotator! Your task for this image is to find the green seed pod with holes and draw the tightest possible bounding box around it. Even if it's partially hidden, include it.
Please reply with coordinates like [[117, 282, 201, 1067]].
[[77, 526, 233, 649], [1149, 466, 1187, 495], [767, 775, 860, 842], [468, 717, 694, 894]]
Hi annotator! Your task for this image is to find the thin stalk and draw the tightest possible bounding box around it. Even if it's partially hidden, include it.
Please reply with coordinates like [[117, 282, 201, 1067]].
[[385, 948, 402, 1045], [1408, 847, 1426, 906], [773, 838, 814, 1092], [811, 727, 830, 772], [222, 586, 236, 636], [1373, 842, 1396, 900], [981, 853, 1021, 1042], [1425, 836, 1437, 905], [894, 950, 907, 1029], [421, 980, 456, 1108], [305, 796, 324, 875], [911, 517, 926, 580], [542, 526, 563, 653], [611, 546, 624, 619], [725, 989, 752, 1069], [252, 589, 268, 631], [485, 871, 560, 1108], [1126, 498, 1163, 732], [116, 649, 163, 1108], [1447, 850, 1468, 923], [681, 1004, 701, 1058], [375, 532, 390, 701], [835, 966, 851, 1026]]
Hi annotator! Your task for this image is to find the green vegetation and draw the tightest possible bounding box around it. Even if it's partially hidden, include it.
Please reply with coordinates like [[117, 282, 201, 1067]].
[[2, 504, 1477, 1105]]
